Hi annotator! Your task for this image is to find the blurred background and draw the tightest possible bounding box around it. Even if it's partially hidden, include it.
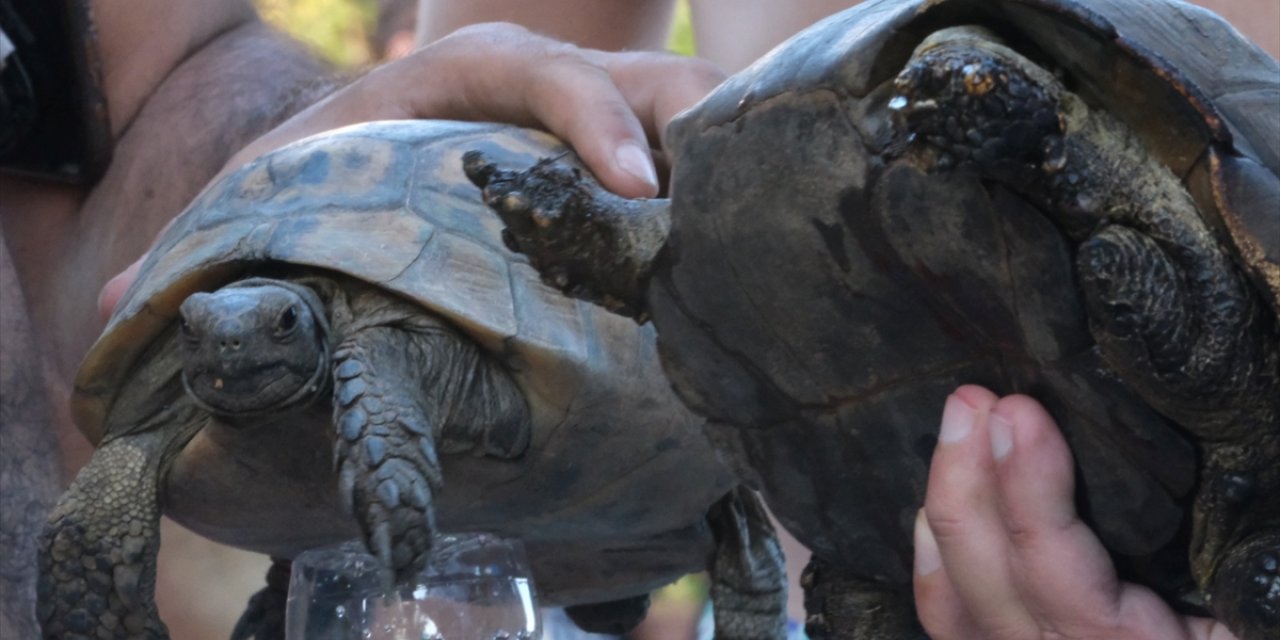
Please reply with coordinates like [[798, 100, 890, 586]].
[[255, 0, 1279, 67], [148, 1, 1278, 639]]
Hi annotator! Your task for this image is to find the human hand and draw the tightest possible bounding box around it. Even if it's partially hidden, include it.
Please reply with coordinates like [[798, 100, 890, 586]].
[[913, 385, 1239, 640], [98, 22, 725, 319]]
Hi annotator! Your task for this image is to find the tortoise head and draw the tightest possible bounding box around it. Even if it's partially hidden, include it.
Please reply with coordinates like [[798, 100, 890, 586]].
[[178, 278, 331, 417]]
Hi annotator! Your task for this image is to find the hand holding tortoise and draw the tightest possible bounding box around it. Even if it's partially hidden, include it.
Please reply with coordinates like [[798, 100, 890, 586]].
[[97, 22, 725, 319]]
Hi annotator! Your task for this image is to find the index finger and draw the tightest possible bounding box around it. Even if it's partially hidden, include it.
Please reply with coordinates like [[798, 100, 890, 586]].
[[584, 49, 727, 150], [393, 24, 664, 198]]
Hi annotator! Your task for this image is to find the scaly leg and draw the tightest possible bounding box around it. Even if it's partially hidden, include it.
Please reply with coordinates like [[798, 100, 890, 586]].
[[801, 557, 925, 640], [332, 318, 530, 582], [38, 418, 197, 640], [464, 150, 671, 321], [707, 488, 788, 640]]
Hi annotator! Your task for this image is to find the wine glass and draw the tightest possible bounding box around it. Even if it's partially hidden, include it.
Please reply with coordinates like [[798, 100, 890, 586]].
[[285, 533, 540, 640]]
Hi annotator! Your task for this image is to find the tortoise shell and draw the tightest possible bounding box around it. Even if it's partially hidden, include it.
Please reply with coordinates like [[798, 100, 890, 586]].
[[73, 120, 734, 602], [657, 0, 1276, 595]]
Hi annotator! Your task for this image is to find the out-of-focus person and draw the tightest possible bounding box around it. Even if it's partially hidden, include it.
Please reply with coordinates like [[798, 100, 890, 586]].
[[372, 0, 420, 60], [413, 0, 1279, 71], [413, 0, 857, 72]]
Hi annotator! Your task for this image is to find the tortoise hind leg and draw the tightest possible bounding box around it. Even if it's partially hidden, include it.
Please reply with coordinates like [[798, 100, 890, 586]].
[[706, 487, 788, 640], [464, 150, 670, 321], [801, 557, 926, 640], [38, 421, 195, 640], [332, 317, 530, 583], [1078, 225, 1280, 635], [230, 558, 291, 640], [564, 594, 651, 635]]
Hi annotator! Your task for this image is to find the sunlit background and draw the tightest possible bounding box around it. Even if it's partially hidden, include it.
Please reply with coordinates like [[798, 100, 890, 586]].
[[254, 0, 700, 66]]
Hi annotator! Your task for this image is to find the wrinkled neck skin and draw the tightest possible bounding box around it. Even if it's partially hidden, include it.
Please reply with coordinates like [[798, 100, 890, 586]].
[[0, 0, 331, 471]]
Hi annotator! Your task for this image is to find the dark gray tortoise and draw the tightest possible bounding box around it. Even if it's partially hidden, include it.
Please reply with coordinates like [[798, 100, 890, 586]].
[[38, 121, 788, 640], [466, 0, 1280, 638]]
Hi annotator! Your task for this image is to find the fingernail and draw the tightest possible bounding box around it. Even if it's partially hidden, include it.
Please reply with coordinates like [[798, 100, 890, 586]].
[[939, 393, 975, 443], [914, 510, 942, 576], [614, 142, 658, 190], [989, 411, 1014, 460]]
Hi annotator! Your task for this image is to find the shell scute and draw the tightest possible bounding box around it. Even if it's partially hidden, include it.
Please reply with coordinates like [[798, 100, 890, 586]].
[[385, 230, 519, 348]]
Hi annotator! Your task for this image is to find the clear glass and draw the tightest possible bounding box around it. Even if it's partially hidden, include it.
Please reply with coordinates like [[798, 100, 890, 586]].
[[286, 533, 540, 640]]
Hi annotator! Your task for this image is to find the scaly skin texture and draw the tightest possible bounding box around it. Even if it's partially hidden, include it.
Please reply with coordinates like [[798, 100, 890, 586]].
[[891, 26, 1280, 639], [331, 315, 532, 581], [707, 488, 789, 640], [320, 280, 531, 583], [463, 151, 671, 321], [332, 329, 445, 580], [800, 558, 925, 640], [38, 404, 203, 640]]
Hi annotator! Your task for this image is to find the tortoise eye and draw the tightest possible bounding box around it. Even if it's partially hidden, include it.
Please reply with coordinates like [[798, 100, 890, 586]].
[[277, 305, 299, 334]]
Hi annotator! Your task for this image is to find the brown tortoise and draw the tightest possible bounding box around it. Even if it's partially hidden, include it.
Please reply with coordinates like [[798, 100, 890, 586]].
[[38, 121, 788, 639], [466, 0, 1280, 638]]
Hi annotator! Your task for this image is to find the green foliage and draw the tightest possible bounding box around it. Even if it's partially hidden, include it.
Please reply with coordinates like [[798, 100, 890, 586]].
[[667, 0, 697, 56], [258, 0, 697, 65], [255, 0, 377, 67]]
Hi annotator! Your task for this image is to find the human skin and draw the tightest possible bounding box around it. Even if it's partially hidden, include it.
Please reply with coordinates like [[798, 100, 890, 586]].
[[0, 236, 61, 638], [414, 0, 855, 72], [415, 0, 1278, 69], [915, 387, 1240, 640], [416, 0, 676, 56]]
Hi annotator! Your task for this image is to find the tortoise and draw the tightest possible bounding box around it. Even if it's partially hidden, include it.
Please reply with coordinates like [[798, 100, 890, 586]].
[[37, 120, 790, 640], [465, 0, 1280, 638]]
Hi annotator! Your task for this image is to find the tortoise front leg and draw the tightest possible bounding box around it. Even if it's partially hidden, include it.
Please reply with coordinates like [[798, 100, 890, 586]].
[[332, 321, 530, 582], [38, 429, 179, 639]]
